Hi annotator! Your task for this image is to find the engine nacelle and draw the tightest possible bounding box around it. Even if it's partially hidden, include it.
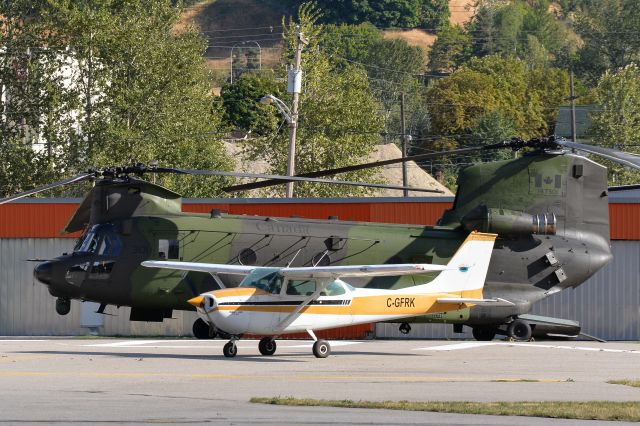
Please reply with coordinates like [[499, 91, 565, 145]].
[[461, 205, 556, 236]]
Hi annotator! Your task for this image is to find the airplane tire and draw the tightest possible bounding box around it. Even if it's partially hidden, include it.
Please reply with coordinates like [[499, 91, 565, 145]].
[[507, 319, 532, 341], [223, 341, 237, 358], [258, 337, 277, 356], [192, 318, 214, 339], [313, 340, 331, 358], [55, 298, 71, 316], [472, 326, 497, 341]]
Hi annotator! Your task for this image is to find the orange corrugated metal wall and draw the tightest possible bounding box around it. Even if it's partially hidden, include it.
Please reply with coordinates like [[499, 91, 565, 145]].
[[2, 201, 639, 239]]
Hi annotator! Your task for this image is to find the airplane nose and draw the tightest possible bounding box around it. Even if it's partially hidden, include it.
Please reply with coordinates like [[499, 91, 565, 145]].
[[34, 261, 53, 285], [188, 295, 204, 308]]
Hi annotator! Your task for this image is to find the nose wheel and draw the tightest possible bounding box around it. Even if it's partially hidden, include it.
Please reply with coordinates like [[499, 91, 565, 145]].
[[223, 341, 238, 358], [55, 298, 71, 316]]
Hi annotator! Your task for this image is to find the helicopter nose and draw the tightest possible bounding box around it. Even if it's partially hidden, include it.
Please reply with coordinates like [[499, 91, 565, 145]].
[[34, 261, 53, 285]]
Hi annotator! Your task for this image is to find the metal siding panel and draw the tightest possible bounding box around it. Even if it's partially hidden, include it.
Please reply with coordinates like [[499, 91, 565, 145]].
[[609, 204, 640, 240], [0, 238, 82, 335], [532, 241, 639, 340]]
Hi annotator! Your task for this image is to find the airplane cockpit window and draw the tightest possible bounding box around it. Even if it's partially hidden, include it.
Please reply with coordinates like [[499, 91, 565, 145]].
[[320, 281, 347, 296], [286, 279, 316, 296], [75, 224, 122, 256], [239, 269, 283, 294]]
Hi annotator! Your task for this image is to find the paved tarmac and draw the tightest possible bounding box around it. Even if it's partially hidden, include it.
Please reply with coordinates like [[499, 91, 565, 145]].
[[0, 338, 639, 425]]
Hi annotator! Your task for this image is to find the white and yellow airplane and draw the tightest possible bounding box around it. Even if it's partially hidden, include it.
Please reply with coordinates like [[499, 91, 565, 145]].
[[142, 232, 500, 358]]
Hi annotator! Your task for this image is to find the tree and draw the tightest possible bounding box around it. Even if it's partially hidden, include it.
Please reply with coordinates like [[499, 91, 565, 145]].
[[0, 0, 68, 197], [220, 72, 285, 136], [590, 64, 640, 185], [43, 0, 232, 197], [574, 0, 640, 85], [467, 0, 578, 68], [429, 24, 472, 72], [241, 4, 384, 197], [287, 0, 449, 28], [424, 55, 568, 151]]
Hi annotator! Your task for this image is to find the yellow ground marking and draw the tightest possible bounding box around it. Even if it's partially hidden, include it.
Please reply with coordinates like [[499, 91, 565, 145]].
[[0, 371, 564, 383]]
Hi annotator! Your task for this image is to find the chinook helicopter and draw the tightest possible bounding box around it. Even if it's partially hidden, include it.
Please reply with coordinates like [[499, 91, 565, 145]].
[[1, 136, 636, 341]]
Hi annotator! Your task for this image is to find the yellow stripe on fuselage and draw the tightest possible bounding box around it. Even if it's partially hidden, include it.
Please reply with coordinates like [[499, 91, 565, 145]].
[[210, 291, 473, 316]]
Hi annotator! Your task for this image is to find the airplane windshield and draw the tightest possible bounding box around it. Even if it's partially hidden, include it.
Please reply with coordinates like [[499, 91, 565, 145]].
[[74, 224, 122, 256], [239, 269, 283, 294]]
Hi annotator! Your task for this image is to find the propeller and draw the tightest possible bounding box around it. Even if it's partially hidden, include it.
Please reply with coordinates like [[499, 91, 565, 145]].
[[2, 136, 638, 203], [0, 162, 442, 205], [0, 172, 94, 205]]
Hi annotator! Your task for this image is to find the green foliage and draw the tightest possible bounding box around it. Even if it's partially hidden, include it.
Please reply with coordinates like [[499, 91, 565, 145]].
[[220, 73, 285, 135], [320, 23, 383, 64], [42, 0, 232, 197], [591, 64, 640, 185], [467, 0, 577, 67], [287, 0, 449, 29], [574, 0, 640, 86], [424, 56, 568, 171], [241, 3, 383, 197], [429, 24, 472, 72], [0, 0, 71, 196]]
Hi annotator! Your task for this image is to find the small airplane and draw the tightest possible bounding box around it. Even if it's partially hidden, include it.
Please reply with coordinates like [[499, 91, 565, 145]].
[[142, 231, 501, 358]]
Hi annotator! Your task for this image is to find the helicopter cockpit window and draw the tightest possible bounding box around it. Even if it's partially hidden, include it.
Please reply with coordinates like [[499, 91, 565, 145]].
[[74, 224, 122, 256], [158, 239, 179, 260], [239, 269, 283, 294]]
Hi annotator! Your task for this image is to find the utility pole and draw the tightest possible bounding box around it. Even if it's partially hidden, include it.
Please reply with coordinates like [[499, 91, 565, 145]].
[[569, 69, 577, 142], [285, 25, 307, 198], [400, 92, 408, 197]]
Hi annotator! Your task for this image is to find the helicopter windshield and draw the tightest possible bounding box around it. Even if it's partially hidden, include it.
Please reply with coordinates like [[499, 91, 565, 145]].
[[74, 224, 122, 256], [239, 269, 283, 294]]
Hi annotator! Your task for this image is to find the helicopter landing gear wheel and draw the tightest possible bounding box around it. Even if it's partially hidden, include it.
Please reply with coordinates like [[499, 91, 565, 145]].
[[258, 337, 277, 356], [312, 340, 331, 358], [507, 319, 532, 341], [472, 326, 497, 341], [399, 322, 411, 335], [192, 318, 215, 339], [55, 298, 71, 316], [223, 341, 238, 358]]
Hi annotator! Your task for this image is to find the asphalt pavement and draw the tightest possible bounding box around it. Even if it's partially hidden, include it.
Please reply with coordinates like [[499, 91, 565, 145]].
[[0, 338, 639, 425]]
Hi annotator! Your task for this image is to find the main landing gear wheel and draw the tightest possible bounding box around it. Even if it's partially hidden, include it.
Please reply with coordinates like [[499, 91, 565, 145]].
[[258, 337, 277, 356], [507, 319, 532, 341], [399, 322, 411, 335], [192, 318, 215, 339], [472, 326, 497, 341], [223, 341, 237, 358], [56, 298, 71, 316], [312, 340, 331, 358]]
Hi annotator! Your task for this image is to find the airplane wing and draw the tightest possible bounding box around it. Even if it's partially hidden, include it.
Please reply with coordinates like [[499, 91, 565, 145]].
[[141, 261, 269, 276], [436, 297, 515, 306], [278, 264, 448, 280]]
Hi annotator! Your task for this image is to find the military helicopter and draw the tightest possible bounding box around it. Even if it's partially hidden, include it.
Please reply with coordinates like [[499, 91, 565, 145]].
[[1, 136, 635, 341]]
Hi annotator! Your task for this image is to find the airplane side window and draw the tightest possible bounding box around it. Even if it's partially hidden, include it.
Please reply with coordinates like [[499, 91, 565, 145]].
[[286, 279, 316, 296], [320, 282, 346, 296], [158, 239, 179, 260]]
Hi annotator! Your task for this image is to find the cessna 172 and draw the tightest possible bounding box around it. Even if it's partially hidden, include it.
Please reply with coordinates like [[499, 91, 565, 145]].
[[143, 232, 498, 357], [1, 137, 635, 341]]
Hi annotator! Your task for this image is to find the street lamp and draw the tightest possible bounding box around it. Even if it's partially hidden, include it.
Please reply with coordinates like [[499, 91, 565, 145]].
[[260, 94, 296, 197]]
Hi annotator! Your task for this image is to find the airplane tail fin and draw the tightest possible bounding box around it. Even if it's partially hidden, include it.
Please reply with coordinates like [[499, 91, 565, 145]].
[[405, 231, 497, 297]]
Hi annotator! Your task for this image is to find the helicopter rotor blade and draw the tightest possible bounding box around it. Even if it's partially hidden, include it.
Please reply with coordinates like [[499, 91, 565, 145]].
[[555, 140, 640, 170], [0, 172, 94, 205], [220, 146, 485, 193], [154, 167, 443, 193]]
